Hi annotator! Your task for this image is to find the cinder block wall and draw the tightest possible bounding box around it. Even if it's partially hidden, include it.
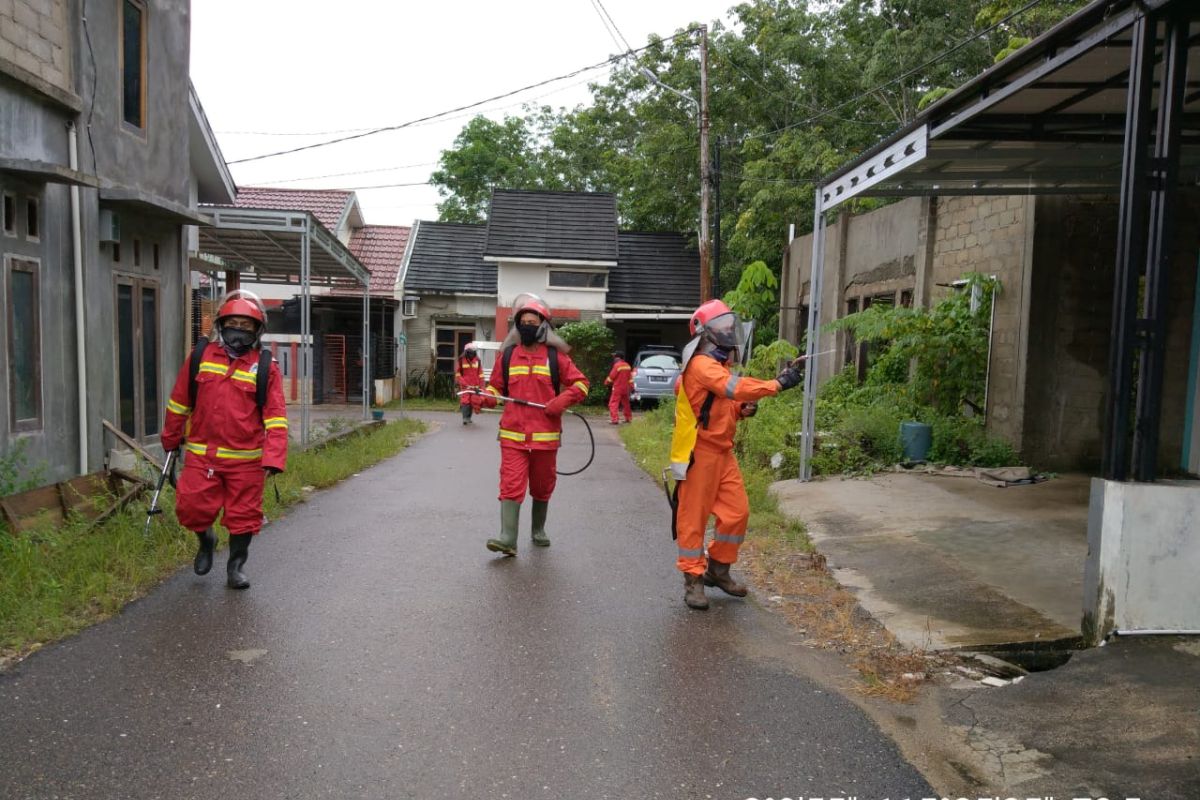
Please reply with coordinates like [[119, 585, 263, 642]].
[[930, 196, 1034, 450], [0, 0, 72, 94]]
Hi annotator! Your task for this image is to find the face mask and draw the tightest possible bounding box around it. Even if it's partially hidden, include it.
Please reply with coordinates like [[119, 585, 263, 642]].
[[222, 328, 256, 355], [518, 323, 541, 346]]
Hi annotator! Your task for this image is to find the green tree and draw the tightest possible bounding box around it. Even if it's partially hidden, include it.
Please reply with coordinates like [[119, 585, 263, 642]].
[[430, 116, 545, 223], [557, 320, 616, 405], [722, 259, 779, 347]]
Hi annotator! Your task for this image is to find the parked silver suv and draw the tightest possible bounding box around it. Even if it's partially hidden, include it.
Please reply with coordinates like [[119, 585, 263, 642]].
[[630, 347, 682, 407]]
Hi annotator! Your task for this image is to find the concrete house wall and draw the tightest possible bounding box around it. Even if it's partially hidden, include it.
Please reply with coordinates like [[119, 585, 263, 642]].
[[781, 193, 1200, 473], [1, 0, 196, 484]]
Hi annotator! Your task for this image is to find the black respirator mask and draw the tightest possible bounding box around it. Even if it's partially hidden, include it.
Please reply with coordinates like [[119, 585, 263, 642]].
[[517, 323, 542, 346], [221, 327, 257, 356]]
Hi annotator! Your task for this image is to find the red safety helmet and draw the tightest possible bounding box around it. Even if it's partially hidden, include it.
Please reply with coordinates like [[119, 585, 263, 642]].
[[512, 292, 552, 323], [689, 299, 733, 337], [216, 290, 266, 327]]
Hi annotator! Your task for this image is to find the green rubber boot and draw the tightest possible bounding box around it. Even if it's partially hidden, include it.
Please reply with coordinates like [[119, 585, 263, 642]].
[[530, 500, 551, 547], [486, 500, 520, 556]]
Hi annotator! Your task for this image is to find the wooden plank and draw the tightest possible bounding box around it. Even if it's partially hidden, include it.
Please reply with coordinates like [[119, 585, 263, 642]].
[[1, 485, 65, 533], [101, 419, 163, 470]]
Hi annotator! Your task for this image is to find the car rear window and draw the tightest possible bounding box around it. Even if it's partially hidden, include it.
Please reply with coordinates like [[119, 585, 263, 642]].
[[639, 354, 680, 370]]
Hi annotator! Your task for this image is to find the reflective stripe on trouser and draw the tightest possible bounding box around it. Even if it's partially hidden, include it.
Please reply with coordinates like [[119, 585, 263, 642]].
[[674, 447, 750, 575], [174, 462, 266, 535], [608, 390, 632, 422], [498, 446, 558, 502]]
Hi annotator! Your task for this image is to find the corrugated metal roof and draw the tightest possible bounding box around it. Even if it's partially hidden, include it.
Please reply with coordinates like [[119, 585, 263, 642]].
[[403, 221, 496, 295], [483, 189, 619, 263], [233, 187, 354, 232], [610, 232, 700, 309]]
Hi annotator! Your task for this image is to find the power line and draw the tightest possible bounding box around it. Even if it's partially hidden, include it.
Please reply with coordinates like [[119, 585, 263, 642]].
[[266, 161, 440, 184], [229, 27, 700, 165], [592, 0, 635, 54]]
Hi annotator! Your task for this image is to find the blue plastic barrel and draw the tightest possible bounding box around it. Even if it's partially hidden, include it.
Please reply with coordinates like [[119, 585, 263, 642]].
[[899, 421, 932, 462]]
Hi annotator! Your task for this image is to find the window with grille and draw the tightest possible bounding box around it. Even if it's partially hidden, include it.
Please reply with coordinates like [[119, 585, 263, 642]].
[[6, 256, 42, 431]]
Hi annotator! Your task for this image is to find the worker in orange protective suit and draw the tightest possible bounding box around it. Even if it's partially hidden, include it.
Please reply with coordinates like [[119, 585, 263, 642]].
[[668, 299, 803, 610], [455, 343, 485, 425], [604, 351, 633, 425], [479, 293, 589, 556], [161, 290, 288, 590]]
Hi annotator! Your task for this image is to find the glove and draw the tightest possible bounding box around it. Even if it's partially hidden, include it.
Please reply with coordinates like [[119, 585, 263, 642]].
[[739, 402, 758, 419], [543, 393, 572, 418], [775, 365, 803, 391], [263, 466, 283, 476]]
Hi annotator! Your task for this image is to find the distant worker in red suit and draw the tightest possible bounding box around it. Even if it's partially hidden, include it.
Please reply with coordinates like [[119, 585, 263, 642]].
[[604, 351, 633, 425], [455, 343, 485, 425], [161, 290, 288, 590]]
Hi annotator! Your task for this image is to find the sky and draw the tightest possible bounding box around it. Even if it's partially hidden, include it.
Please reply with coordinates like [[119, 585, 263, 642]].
[[190, 0, 738, 228]]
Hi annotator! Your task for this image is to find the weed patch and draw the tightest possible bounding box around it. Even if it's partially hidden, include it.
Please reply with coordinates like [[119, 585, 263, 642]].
[[0, 418, 425, 669]]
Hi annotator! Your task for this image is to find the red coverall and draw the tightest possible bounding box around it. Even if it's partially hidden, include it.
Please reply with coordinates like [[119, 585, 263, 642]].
[[674, 355, 779, 576], [161, 342, 288, 536], [455, 355, 485, 412], [604, 358, 633, 423], [485, 344, 589, 502]]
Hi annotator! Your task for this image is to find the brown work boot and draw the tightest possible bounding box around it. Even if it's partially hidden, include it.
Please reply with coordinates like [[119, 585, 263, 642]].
[[703, 559, 748, 597], [683, 573, 709, 610]]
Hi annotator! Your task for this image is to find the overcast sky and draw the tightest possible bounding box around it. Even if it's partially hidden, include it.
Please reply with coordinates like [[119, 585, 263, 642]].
[[190, 0, 737, 228]]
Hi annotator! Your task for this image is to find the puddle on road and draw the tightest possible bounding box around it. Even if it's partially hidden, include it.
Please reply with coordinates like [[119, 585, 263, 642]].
[[226, 649, 268, 665]]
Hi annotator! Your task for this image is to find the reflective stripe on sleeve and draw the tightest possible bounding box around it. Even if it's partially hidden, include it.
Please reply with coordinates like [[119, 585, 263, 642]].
[[572, 380, 589, 396], [486, 386, 501, 397], [167, 398, 190, 415], [264, 417, 288, 430], [724, 375, 741, 399]]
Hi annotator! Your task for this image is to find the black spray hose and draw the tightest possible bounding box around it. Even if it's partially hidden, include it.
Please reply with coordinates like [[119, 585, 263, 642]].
[[457, 390, 597, 476]]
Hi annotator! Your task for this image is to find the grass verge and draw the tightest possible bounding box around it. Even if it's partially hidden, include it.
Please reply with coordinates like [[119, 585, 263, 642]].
[[618, 403, 938, 702], [0, 418, 426, 669]]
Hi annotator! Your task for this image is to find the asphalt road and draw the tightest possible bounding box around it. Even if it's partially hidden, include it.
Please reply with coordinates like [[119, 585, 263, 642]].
[[0, 411, 931, 800]]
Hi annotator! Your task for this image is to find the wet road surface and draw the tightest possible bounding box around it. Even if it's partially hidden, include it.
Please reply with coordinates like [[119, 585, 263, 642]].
[[0, 411, 931, 799]]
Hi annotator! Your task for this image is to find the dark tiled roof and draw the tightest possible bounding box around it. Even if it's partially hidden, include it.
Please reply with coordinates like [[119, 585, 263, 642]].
[[403, 221, 496, 295], [610, 232, 701, 309], [347, 225, 410, 296], [484, 189, 618, 263], [234, 187, 353, 231]]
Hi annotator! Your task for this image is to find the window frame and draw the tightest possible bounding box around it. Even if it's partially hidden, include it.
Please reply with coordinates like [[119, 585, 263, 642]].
[[119, 0, 149, 132], [547, 269, 608, 291], [2, 192, 16, 237], [113, 273, 161, 442], [6, 254, 43, 433], [25, 197, 40, 242], [434, 325, 475, 375]]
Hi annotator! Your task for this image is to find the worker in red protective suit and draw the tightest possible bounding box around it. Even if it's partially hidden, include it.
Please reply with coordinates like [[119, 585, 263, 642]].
[[668, 299, 803, 610], [479, 293, 589, 556], [604, 351, 633, 425], [161, 290, 288, 590], [455, 343, 485, 425]]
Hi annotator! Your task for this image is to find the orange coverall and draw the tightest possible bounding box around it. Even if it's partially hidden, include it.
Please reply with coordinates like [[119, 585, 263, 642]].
[[485, 344, 589, 501], [604, 358, 633, 423], [673, 354, 779, 575], [161, 342, 288, 536]]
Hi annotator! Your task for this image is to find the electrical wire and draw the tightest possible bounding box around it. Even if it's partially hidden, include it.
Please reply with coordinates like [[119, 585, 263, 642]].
[[266, 161, 439, 184], [229, 27, 700, 166]]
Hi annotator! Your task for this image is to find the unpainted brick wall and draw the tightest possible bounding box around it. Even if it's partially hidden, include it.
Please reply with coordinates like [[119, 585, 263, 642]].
[[0, 0, 72, 94], [931, 195, 1031, 449]]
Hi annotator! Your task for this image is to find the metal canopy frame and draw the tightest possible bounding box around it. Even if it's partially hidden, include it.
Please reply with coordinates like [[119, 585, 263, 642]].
[[196, 206, 372, 445], [798, 0, 1200, 482]]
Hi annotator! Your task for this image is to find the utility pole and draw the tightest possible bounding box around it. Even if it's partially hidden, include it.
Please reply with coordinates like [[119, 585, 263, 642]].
[[713, 140, 721, 297], [698, 24, 712, 302]]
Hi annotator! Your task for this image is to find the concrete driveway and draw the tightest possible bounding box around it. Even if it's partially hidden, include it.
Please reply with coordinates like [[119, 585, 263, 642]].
[[0, 411, 930, 799]]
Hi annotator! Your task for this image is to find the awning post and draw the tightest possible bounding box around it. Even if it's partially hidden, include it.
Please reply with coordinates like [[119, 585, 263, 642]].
[[798, 191, 827, 482], [363, 286, 370, 421], [301, 229, 311, 447]]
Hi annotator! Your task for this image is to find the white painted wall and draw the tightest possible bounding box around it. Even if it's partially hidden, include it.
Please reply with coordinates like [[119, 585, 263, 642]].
[[497, 261, 607, 312], [1084, 478, 1200, 642]]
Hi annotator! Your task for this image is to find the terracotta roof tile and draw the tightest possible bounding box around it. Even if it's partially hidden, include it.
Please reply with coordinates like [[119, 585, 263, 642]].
[[234, 186, 354, 231], [348, 225, 411, 296]]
